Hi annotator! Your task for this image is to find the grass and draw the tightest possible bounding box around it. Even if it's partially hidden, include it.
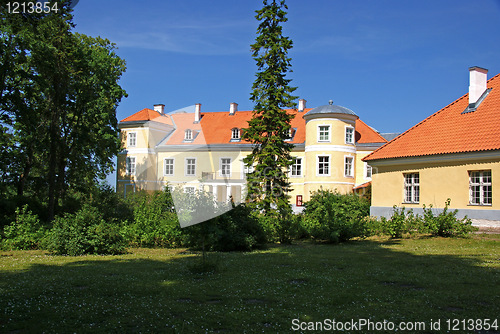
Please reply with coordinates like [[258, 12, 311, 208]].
[[0, 234, 499, 333]]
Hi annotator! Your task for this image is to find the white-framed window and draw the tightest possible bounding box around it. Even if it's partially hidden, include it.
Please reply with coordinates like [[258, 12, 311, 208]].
[[404, 173, 420, 204], [291, 157, 302, 177], [220, 158, 231, 176], [185, 129, 193, 140], [127, 132, 137, 147], [318, 125, 330, 142], [344, 156, 354, 177], [184, 186, 195, 194], [185, 158, 196, 176], [345, 126, 354, 144], [126, 156, 136, 175], [164, 158, 174, 176], [469, 170, 492, 206], [231, 128, 240, 140], [317, 155, 330, 176], [365, 163, 372, 178]]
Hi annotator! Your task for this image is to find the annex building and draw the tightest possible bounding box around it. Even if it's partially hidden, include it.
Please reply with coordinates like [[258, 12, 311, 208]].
[[116, 99, 388, 211], [364, 67, 500, 220]]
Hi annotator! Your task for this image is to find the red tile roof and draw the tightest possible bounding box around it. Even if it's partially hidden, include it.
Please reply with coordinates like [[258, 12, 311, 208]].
[[364, 73, 500, 161], [120, 108, 174, 126], [355, 119, 388, 144], [353, 181, 371, 190], [121, 108, 161, 122], [121, 107, 386, 146]]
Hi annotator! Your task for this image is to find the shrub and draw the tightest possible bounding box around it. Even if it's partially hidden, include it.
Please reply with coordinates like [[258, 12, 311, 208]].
[[421, 199, 477, 237], [122, 189, 183, 248], [62, 184, 133, 224], [302, 190, 370, 243], [46, 204, 125, 256], [185, 203, 267, 252], [1, 205, 47, 250], [380, 206, 421, 238], [253, 208, 300, 244], [361, 216, 383, 237]]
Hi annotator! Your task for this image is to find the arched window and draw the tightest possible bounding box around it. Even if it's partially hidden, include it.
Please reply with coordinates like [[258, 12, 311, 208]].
[[185, 129, 192, 140], [231, 128, 240, 140]]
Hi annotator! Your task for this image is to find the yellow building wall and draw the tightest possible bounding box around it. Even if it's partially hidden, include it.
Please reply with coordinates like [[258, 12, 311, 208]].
[[289, 151, 306, 204], [371, 158, 500, 210], [116, 116, 378, 205], [116, 153, 158, 194], [355, 151, 373, 186], [303, 117, 357, 200], [121, 127, 150, 150]]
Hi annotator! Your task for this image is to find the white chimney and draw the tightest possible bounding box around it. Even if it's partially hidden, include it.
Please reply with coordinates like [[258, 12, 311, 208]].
[[229, 102, 238, 115], [469, 66, 488, 105], [298, 99, 306, 112], [194, 103, 201, 122], [154, 104, 165, 114]]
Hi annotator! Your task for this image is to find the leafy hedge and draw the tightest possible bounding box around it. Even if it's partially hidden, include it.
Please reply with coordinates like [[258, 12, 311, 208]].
[[302, 189, 370, 243], [122, 190, 183, 248], [1, 205, 47, 250], [375, 199, 477, 238], [45, 204, 126, 256], [0, 188, 479, 255]]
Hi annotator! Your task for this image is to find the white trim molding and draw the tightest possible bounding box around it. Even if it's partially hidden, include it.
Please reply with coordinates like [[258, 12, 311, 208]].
[[306, 145, 357, 154]]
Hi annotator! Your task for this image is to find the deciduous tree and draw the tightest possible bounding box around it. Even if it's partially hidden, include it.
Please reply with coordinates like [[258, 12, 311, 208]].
[[0, 1, 127, 220]]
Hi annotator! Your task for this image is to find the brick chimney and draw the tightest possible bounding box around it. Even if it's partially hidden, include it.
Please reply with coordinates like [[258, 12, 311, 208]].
[[194, 103, 201, 123], [154, 104, 165, 114], [469, 66, 488, 105], [229, 102, 238, 115]]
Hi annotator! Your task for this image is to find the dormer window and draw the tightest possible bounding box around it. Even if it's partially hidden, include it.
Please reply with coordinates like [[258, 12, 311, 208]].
[[231, 128, 240, 140], [285, 128, 295, 141], [185, 129, 193, 141]]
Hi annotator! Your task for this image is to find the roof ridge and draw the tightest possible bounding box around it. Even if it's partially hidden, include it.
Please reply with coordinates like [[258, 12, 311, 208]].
[[364, 70, 500, 161], [364, 87, 474, 161]]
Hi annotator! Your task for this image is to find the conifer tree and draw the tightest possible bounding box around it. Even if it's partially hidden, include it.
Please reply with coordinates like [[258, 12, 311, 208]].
[[243, 0, 297, 241]]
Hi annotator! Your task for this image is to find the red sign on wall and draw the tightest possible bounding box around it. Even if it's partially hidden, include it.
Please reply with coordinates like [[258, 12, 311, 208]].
[[296, 195, 303, 207]]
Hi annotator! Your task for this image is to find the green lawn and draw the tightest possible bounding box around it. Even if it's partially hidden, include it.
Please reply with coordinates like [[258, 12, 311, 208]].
[[1, 235, 499, 333]]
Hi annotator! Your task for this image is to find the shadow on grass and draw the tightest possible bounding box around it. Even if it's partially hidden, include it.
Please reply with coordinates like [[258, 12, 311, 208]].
[[0, 238, 499, 333]]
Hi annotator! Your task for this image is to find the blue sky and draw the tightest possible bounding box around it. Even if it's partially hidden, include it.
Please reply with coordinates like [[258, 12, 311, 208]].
[[71, 0, 500, 133], [70, 0, 500, 183]]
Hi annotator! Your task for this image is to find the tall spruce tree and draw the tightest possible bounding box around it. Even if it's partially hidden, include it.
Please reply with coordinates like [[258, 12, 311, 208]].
[[243, 0, 297, 242]]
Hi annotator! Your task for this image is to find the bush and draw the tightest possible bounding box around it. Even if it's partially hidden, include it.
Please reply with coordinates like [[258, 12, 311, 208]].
[[46, 204, 125, 256], [62, 184, 134, 224], [1, 205, 47, 250], [185, 203, 267, 252], [302, 190, 370, 243], [421, 199, 477, 237], [379, 206, 421, 238], [122, 189, 183, 248]]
